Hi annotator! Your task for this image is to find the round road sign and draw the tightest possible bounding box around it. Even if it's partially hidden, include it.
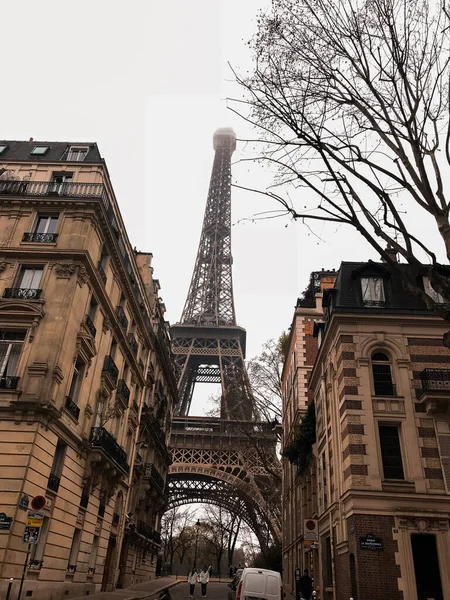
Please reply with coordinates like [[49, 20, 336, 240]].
[[30, 496, 46, 511]]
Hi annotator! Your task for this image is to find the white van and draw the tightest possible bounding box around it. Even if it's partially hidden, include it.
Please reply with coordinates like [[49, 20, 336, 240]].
[[235, 568, 283, 600]]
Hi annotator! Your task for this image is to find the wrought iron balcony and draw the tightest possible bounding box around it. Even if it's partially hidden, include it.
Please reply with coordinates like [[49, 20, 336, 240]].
[[117, 379, 131, 402], [97, 262, 107, 285], [85, 314, 97, 338], [116, 305, 129, 332], [0, 376, 20, 390], [102, 355, 119, 386], [419, 368, 450, 413], [47, 472, 61, 493], [90, 427, 129, 475], [4, 288, 42, 300], [0, 179, 109, 203], [421, 368, 450, 392], [22, 232, 58, 243], [128, 332, 138, 355], [143, 463, 165, 494], [65, 396, 80, 420]]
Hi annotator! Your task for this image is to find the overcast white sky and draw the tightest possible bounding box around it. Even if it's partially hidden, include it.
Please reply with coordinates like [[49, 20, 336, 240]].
[[1, 0, 377, 415]]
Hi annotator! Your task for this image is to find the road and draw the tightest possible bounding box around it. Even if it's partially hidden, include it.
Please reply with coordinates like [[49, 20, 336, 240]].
[[170, 581, 229, 600]]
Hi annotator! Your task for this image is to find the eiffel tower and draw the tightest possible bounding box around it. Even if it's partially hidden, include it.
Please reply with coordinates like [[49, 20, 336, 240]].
[[169, 129, 281, 546]]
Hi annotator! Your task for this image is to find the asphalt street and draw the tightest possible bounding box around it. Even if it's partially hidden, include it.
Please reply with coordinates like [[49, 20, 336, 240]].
[[169, 582, 229, 600]]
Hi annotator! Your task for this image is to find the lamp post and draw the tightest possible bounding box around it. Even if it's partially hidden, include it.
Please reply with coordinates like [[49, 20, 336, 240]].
[[194, 519, 201, 567]]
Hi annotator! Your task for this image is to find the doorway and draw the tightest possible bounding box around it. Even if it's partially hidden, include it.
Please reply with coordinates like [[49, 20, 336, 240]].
[[349, 553, 357, 600], [102, 537, 117, 591], [411, 533, 443, 600]]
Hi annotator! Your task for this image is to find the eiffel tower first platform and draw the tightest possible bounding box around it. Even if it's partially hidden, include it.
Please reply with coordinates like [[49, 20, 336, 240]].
[[168, 129, 281, 546]]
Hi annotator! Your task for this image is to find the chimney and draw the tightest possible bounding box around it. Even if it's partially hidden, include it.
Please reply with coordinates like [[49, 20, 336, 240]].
[[382, 245, 398, 263], [29, 137, 33, 142]]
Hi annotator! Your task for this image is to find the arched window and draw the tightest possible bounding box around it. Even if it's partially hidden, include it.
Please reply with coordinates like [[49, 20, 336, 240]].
[[371, 352, 395, 396]]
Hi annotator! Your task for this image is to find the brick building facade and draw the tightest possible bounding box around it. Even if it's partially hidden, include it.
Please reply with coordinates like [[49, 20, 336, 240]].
[[0, 141, 177, 599], [282, 262, 450, 599]]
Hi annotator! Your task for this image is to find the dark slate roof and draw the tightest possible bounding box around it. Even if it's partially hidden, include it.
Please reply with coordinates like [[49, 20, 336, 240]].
[[326, 261, 433, 314], [0, 140, 103, 163]]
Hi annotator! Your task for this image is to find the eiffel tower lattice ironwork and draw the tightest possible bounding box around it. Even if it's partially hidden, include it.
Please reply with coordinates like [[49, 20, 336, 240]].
[[169, 129, 281, 546]]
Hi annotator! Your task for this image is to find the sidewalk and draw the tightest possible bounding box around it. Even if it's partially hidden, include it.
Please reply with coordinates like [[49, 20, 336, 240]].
[[70, 576, 181, 600]]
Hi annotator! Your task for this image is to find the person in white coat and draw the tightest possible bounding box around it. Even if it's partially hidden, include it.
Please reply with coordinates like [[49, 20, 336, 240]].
[[198, 566, 210, 598], [187, 568, 198, 598]]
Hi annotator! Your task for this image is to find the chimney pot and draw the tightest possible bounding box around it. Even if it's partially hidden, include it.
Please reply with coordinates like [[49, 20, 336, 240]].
[[29, 137, 33, 142]]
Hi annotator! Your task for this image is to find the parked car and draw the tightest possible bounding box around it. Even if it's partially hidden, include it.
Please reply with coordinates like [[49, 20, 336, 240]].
[[232, 568, 283, 600], [228, 568, 244, 600]]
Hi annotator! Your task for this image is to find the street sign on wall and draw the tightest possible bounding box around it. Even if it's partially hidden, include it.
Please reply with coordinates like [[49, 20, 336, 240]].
[[303, 519, 319, 541]]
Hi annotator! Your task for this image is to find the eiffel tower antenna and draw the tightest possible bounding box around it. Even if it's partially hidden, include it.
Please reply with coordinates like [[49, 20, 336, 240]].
[[171, 128, 253, 419]]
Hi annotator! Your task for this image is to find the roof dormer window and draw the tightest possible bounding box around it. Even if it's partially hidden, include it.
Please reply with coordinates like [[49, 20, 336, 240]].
[[66, 146, 89, 162], [361, 277, 385, 307], [31, 146, 49, 156], [0, 145, 8, 154]]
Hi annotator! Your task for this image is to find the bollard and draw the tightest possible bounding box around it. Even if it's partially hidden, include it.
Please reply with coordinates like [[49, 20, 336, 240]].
[[5, 578, 14, 600]]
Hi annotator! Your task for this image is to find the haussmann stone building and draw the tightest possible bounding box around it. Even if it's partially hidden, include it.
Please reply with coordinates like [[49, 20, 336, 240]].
[[0, 140, 178, 599], [282, 260, 450, 600]]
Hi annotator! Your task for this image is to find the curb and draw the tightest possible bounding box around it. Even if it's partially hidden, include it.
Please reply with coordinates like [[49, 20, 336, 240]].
[[128, 579, 182, 600]]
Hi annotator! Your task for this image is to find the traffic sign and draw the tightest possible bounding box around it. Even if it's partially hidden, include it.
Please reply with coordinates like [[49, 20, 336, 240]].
[[23, 526, 41, 544], [303, 519, 319, 541], [31, 496, 46, 511]]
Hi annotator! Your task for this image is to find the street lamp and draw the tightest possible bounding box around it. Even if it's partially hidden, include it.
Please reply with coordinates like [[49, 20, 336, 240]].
[[194, 519, 201, 567]]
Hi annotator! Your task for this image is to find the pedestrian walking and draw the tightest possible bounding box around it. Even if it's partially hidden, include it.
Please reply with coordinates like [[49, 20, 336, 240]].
[[199, 565, 210, 598], [188, 567, 198, 598], [298, 569, 313, 600]]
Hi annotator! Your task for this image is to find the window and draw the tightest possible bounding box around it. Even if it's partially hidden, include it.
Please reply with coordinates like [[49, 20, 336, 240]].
[[48, 440, 66, 489], [372, 352, 395, 396], [378, 424, 404, 479], [17, 266, 43, 289], [88, 297, 98, 321], [0, 145, 8, 154], [423, 277, 445, 304], [68, 360, 85, 404], [35, 215, 59, 235], [29, 517, 50, 568], [49, 173, 72, 195], [361, 277, 385, 306], [67, 528, 82, 570], [88, 536, 100, 574], [0, 331, 25, 386], [31, 146, 49, 155], [67, 146, 88, 162]]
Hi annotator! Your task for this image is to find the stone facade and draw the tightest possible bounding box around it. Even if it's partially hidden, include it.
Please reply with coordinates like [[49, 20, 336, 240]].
[[0, 142, 177, 600], [282, 262, 450, 600]]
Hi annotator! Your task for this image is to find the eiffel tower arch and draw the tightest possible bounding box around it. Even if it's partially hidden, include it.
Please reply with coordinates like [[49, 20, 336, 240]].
[[168, 129, 281, 547]]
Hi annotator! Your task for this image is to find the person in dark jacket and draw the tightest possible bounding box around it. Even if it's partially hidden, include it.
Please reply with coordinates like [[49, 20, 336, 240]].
[[298, 569, 313, 600]]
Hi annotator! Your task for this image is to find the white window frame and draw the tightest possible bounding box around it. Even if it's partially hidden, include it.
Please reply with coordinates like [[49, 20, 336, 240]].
[[361, 277, 385, 305], [17, 266, 43, 289], [66, 146, 89, 162], [0, 331, 25, 377], [35, 215, 59, 235], [423, 277, 445, 304]]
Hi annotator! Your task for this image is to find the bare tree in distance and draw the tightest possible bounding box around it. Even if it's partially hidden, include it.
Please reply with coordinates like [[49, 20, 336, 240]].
[[161, 506, 197, 566], [230, 0, 450, 344]]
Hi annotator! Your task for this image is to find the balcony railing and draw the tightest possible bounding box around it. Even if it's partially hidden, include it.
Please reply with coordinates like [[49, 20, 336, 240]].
[[117, 379, 131, 402], [47, 472, 61, 493], [0, 376, 20, 390], [4, 288, 42, 300], [116, 305, 129, 332], [97, 262, 107, 285], [143, 463, 165, 493], [65, 396, 80, 420], [0, 179, 109, 202], [420, 368, 450, 392], [128, 332, 138, 355], [22, 232, 58, 243], [85, 314, 97, 338], [90, 427, 129, 474], [102, 355, 119, 386]]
